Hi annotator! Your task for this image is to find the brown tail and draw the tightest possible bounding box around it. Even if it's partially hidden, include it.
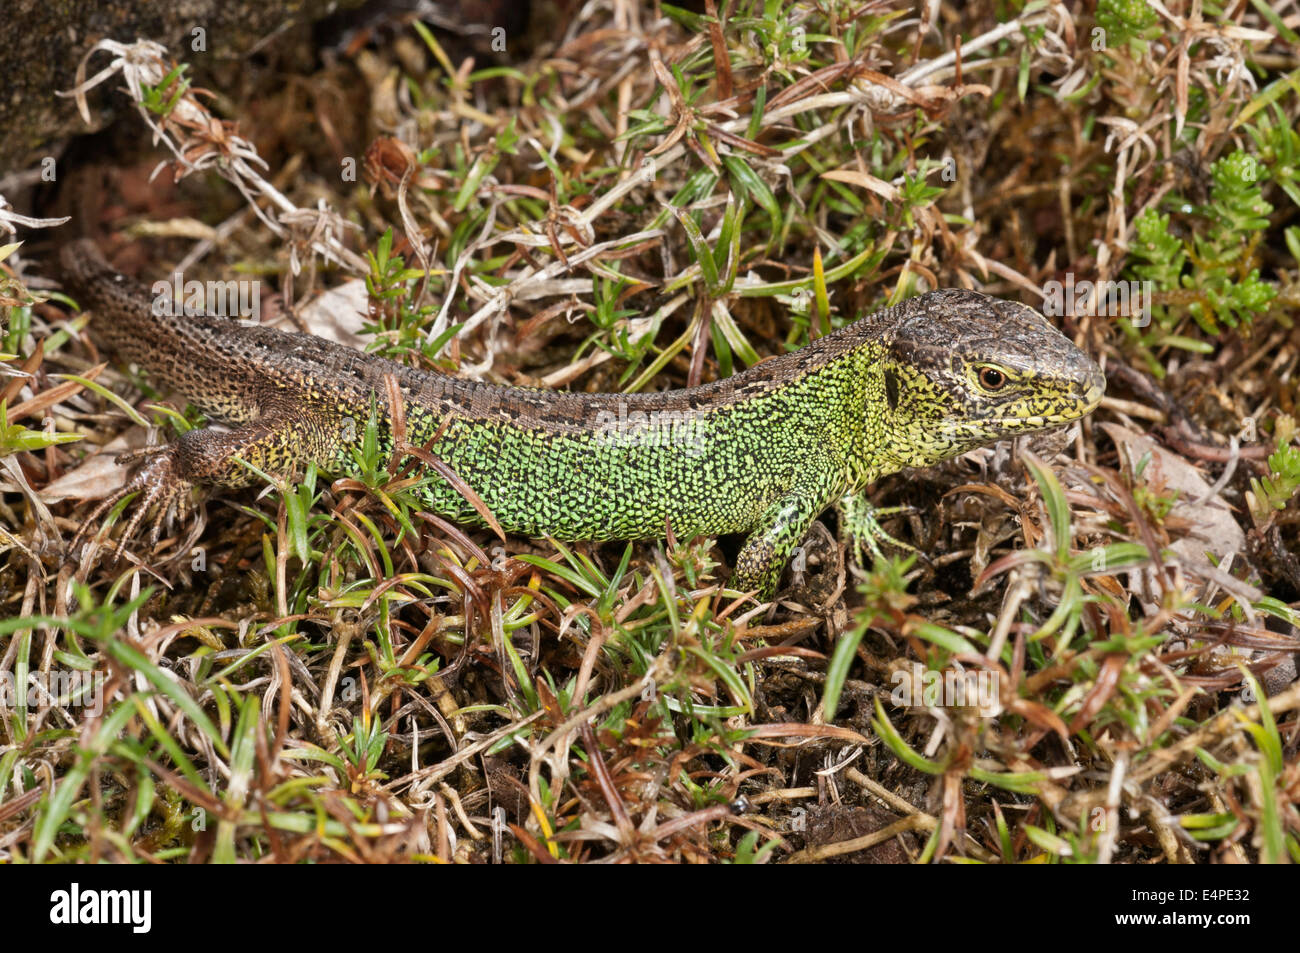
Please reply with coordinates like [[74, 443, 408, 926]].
[[58, 238, 114, 298]]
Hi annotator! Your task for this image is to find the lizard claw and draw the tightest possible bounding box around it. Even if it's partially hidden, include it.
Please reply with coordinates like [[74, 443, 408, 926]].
[[838, 498, 933, 571], [67, 445, 193, 565]]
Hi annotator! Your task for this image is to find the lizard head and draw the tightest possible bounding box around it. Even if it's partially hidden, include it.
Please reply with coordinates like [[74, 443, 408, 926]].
[[875, 290, 1105, 469]]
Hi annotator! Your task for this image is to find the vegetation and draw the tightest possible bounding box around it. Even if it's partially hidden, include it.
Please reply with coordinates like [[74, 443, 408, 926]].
[[1, 0, 1298, 864]]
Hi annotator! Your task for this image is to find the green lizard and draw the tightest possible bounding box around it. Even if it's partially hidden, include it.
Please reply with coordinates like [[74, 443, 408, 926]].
[[60, 239, 1104, 596]]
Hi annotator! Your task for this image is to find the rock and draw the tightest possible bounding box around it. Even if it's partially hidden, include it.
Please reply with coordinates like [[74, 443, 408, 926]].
[[0, 0, 364, 175]]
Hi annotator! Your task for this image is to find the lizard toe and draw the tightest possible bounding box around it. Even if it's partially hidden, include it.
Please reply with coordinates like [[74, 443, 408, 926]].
[[69, 447, 193, 566]]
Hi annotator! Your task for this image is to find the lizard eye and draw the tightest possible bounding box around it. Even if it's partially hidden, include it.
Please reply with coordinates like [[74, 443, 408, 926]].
[[978, 367, 1008, 392]]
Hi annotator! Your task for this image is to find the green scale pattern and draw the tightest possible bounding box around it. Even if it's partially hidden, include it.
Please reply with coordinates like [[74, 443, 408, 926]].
[[385, 356, 867, 539]]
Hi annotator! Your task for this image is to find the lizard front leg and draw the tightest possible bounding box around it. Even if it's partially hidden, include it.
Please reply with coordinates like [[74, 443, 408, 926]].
[[730, 466, 842, 599], [835, 489, 921, 571]]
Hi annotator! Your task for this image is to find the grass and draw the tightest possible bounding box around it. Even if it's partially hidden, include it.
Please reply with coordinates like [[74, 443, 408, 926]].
[[0, 0, 1298, 863]]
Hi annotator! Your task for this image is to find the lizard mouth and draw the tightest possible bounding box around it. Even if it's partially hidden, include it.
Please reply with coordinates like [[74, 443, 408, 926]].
[[1074, 376, 1106, 416], [986, 379, 1107, 431]]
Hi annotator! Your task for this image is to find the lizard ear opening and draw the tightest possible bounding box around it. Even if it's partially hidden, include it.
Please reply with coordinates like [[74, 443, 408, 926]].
[[884, 368, 900, 411]]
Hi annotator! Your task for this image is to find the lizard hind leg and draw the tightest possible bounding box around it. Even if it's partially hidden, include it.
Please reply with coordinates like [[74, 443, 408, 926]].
[[69, 412, 328, 565], [68, 444, 195, 563]]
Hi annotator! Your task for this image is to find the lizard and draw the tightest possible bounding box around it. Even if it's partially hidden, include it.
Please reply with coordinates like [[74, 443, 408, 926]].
[[58, 239, 1105, 597]]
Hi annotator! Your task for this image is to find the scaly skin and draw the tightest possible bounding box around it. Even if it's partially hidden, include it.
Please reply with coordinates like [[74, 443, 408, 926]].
[[60, 240, 1105, 596]]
